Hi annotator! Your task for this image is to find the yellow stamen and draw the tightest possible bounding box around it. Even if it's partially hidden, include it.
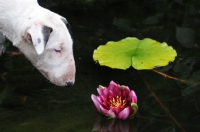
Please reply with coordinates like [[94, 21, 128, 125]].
[[109, 96, 126, 108]]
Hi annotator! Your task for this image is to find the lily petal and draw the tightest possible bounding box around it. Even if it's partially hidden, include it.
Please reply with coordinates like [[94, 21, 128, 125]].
[[91, 94, 101, 113], [111, 107, 123, 114], [100, 95, 107, 103], [97, 96, 102, 103], [100, 95, 109, 109], [129, 91, 137, 103], [121, 85, 130, 92], [103, 88, 110, 97], [100, 105, 116, 118], [108, 90, 114, 99], [108, 81, 118, 90], [97, 88, 104, 96], [117, 107, 131, 120], [107, 81, 119, 97]]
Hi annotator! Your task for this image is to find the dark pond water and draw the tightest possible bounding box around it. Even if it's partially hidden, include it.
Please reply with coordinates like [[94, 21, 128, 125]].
[[1, 0, 200, 131]]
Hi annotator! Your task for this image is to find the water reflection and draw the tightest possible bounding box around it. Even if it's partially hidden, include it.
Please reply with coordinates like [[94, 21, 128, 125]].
[[92, 116, 137, 132]]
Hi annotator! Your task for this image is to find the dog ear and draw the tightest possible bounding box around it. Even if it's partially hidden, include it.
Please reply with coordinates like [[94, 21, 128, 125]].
[[61, 18, 72, 36], [27, 25, 53, 54]]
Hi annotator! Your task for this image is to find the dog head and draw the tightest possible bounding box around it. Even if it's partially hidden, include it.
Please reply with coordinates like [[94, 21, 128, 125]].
[[20, 11, 75, 87]]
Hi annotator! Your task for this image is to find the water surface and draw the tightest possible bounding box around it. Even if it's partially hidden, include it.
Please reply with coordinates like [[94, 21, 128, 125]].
[[1, 0, 200, 132]]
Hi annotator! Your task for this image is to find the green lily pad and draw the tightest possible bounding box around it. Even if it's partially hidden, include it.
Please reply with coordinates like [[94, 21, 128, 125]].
[[93, 37, 177, 70]]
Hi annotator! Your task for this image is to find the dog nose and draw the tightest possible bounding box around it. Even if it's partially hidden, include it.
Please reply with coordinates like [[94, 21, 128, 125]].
[[66, 81, 74, 87]]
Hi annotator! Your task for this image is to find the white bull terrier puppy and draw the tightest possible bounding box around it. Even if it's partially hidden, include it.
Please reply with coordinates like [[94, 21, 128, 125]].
[[0, 0, 76, 86]]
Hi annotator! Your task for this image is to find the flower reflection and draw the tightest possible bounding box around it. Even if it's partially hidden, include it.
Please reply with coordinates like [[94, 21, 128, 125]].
[[92, 116, 137, 132]]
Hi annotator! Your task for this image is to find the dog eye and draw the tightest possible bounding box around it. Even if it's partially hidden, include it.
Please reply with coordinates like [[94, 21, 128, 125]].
[[54, 49, 61, 53]]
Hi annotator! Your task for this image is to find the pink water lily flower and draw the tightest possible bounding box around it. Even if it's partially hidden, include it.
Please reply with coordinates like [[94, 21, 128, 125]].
[[91, 81, 138, 120]]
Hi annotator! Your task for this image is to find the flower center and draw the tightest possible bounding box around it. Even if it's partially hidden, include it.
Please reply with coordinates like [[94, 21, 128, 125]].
[[109, 96, 126, 108]]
